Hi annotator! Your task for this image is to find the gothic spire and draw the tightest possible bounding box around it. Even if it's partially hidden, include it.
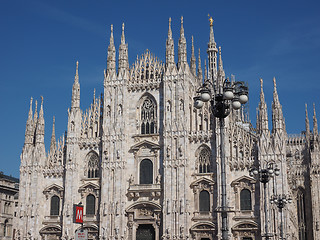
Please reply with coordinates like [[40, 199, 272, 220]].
[[118, 23, 129, 73], [50, 116, 56, 153], [190, 36, 196, 76], [107, 24, 116, 74], [204, 59, 208, 80], [197, 48, 203, 83], [35, 96, 45, 145], [71, 61, 80, 110], [271, 77, 285, 132], [313, 103, 318, 137], [24, 97, 34, 145], [178, 16, 187, 69], [306, 103, 310, 135], [207, 16, 218, 81], [257, 78, 269, 133], [217, 46, 225, 89], [165, 17, 175, 69], [33, 100, 38, 136]]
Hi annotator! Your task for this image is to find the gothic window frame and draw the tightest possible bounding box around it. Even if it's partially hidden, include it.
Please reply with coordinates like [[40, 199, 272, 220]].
[[85, 151, 100, 179], [50, 195, 60, 216], [199, 190, 210, 212], [195, 145, 213, 175], [139, 159, 154, 184], [240, 189, 252, 211], [138, 94, 157, 135], [86, 194, 96, 216], [231, 176, 256, 215], [43, 184, 64, 217], [190, 178, 215, 219]]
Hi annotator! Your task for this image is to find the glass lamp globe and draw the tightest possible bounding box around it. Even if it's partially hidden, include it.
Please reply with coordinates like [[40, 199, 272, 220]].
[[200, 89, 211, 102], [194, 97, 203, 109], [268, 169, 274, 174], [223, 90, 234, 100], [232, 100, 241, 110], [274, 168, 280, 176], [288, 198, 293, 203], [239, 94, 248, 104], [253, 169, 258, 175]]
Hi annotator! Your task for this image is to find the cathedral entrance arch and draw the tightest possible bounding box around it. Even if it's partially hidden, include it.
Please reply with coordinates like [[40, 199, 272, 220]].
[[136, 224, 155, 240], [126, 202, 161, 240]]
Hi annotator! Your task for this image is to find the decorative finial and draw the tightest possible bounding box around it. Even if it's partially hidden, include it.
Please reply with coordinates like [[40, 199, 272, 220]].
[[168, 17, 172, 39], [122, 23, 124, 31], [192, 36, 194, 45], [76, 61, 79, 74], [260, 78, 263, 89], [111, 24, 113, 33], [30, 97, 33, 107], [273, 77, 276, 89], [41, 96, 44, 104], [53, 116, 55, 124], [181, 16, 183, 24], [208, 14, 213, 26]]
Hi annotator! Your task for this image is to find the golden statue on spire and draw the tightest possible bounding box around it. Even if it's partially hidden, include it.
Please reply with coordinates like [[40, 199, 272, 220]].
[[208, 14, 213, 26]]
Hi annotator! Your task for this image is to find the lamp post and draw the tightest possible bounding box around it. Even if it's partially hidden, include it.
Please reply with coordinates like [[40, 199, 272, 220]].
[[250, 163, 280, 240], [194, 78, 248, 240], [270, 194, 292, 239]]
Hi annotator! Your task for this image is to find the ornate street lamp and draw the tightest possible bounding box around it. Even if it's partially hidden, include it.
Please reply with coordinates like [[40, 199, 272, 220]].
[[250, 163, 280, 240], [270, 194, 292, 239], [194, 78, 248, 240]]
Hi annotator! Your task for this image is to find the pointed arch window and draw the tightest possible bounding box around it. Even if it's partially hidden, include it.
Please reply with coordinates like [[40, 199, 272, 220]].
[[141, 97, 157, 134], [87, 152, 99, 178], [240, 189, 252, 210], [50, 195, 60, 216], [199, 190, 210, 212], [140, 159, 153, 184], [198, 147, 211, 173], [86, 194, 96, 215]]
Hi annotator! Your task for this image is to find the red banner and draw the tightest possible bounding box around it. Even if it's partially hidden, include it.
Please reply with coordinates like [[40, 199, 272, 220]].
[[73, 204, 84, 224]]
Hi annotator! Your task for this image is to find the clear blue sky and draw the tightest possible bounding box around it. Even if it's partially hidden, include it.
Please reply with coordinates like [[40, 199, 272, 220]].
[[1, 0, 319, 178]]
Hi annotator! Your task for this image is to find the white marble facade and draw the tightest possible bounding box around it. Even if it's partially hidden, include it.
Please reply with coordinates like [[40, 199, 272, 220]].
[[15, 18, 319, 240]]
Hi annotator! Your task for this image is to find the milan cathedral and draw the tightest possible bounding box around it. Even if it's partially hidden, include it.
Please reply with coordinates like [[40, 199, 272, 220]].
[[15, 17, 318, 240]]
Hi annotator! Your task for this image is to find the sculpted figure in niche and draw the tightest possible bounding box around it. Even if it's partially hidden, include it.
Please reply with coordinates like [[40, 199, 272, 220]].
[[167, 146, 171, 158], [156, 174, 161, 184], [128, 174, 134, 185]]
